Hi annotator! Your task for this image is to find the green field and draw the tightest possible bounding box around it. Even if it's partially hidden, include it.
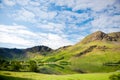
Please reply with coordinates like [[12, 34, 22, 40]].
[[0, 71, 119, 80]]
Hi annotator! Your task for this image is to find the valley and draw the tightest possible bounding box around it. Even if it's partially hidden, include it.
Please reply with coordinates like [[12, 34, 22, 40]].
[[0, 31, 120, 80]]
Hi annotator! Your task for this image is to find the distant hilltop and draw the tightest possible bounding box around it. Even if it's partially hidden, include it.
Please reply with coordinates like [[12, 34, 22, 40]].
[[80, 31, 120, 44]]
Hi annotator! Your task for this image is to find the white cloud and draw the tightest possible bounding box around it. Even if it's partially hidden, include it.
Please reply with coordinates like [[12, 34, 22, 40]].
[[3, 0, 116, 12], [37, 22, 65, 33], [91, 14, 120, 33], [0, 24, 72, 49], [35, 10, 57, 20], [3, 0, 16, 6], [0, 24, 35, 47], [12, 8, 36, 23], [73, 0, 115, 11], [3, 0, 29, 6], [11, 6, 57, 22], [56, 10, 90, 23], [0, 24, 37, 36], [16, 0, 30, 6], [40, 11, 57, 19], [1, 0, 120, 49], [52, 0, 115, 11], [0, 32, 32, 46], [90, 0, 114, 11], [37, 33, 73, 49], [29, 1, 40, 6], [51, 0, 75, 7]]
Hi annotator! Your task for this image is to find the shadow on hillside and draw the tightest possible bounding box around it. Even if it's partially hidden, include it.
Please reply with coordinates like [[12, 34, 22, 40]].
[[0, 75, 32, 80]]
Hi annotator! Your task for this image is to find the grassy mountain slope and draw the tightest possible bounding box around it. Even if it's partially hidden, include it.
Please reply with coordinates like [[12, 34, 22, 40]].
[[0, 31, 120, 73], [42, 31, 120, 73]]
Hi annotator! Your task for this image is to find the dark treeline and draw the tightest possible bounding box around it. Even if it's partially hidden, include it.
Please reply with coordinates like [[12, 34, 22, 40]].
[[103, 61, 120, 66], [0, 58, 38, 72], [0, 58, 70, 74]]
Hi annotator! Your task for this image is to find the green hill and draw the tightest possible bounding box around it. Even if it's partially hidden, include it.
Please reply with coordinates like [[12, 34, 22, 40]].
[[42, 31, 120, 73], [0, 46, 53, 60], [0, 31, 120, 74]]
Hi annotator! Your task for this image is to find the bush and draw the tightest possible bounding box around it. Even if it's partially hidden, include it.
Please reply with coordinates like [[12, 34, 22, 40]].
[[45, 57, 64, 62], [10, 61, 21, 71], [0, 59, 9, 70], [39, 67, 58, 74], [29, 60, 38, 72], [59, 61, 70, 65], [109, 74, 120, 80]]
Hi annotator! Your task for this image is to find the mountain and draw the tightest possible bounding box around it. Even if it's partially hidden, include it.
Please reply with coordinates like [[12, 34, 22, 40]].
[[0, 48, 24, 59], [0, 46, 52, 59], [25, 46, 52, 54], [80, 31, 120, 44], [0, 31, 120, 73], [42, 31, 120, 73]]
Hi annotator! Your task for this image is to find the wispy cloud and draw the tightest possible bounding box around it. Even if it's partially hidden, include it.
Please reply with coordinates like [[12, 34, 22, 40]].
[[11, 8, 36, 23], [0, 24, 36, 46], [3, 0, 16, 6], [0, 24, 72, 49], [0, 0, 120, 49], [36, 22, 65, 34]]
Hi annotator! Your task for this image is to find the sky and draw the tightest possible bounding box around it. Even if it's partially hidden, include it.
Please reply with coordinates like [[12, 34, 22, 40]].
[[0, 0, 120, 49]]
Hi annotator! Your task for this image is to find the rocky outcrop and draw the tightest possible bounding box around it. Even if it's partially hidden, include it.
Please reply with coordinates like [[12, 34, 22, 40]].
[[81, 31, 120, 44], [75, 45, 97, 57]]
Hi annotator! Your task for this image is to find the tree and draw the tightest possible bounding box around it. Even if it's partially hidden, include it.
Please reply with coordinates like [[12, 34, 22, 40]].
[[0, 59, 9, 70], [29, 60, 38, 72], [10, 61, 21, 71], [109, 74, 120, 80]]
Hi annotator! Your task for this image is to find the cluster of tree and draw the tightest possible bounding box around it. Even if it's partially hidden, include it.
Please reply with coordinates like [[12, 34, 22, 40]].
[[0, 58, 70, 74], [0, 59, 38, 72], [29, 60, 38, 72], [0, 59, 9, 70], [44, 57, 64, 62], [109, 74, 120, 80], [103, 61, 120, 66]]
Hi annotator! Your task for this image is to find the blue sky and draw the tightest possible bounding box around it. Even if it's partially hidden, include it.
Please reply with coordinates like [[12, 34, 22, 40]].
[[0, 0, 120, 49]]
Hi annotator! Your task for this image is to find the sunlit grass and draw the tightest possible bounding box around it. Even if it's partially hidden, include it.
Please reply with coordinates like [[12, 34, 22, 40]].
[[0, 71, 119, 80]]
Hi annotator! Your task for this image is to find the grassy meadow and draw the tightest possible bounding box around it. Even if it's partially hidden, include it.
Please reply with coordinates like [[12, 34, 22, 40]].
[[0, 71, 119, 80]]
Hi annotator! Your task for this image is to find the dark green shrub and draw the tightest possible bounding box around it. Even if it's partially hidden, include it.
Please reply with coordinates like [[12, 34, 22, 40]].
[[39, 67, 58, 74], [45, 57, 64, 62], [29, 60, 38, 72], [10, 61, 21, 71], [45, 57, 57, 62], [109, 74, 120, 80], [59, 61, 70, 65], [0, 59, 9, 70], [0, 75, 31, 80]]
